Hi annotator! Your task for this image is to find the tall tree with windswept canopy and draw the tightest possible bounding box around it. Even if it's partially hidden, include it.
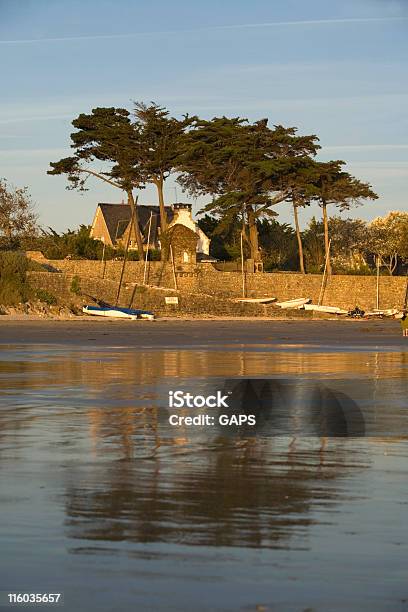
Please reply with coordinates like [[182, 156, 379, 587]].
[[48, 107, 145, 253], [133, 102, 193, 232], [311, 160, 378, 275], [177, 117, 319, 263], [281, 157, 322, 274]]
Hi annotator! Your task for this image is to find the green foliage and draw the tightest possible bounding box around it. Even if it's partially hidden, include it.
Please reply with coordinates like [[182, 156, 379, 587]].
[[311, 160, 378, 211], [70, 275, 81, 295], [48, 107, 143, 192], [258, 218, 298, 271], [36, 289, 57, 305], [24, 225, 116, 260], [302, 216, 376, 273], [198, 214, 298, 270], [197, 214, 240, 260], [177, 116, 320, 261], [127, 251, 140, 261], [133, 101, 193, 185], [47, 101, 379, 267], [368, 211, 408, 275], [0, 251, 32, 305], [148, 248, 161, 261], [48, 104, 192, 243], [0, 179, 38, 240]]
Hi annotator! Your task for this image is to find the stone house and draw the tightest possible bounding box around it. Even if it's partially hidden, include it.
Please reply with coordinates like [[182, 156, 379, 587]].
[[89, 202, 169, 249], [89, 202, 211, 258], [166, 223, 199, 265]]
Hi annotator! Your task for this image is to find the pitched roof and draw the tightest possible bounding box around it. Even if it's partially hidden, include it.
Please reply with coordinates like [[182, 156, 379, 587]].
[[98, 203, 174, 244]]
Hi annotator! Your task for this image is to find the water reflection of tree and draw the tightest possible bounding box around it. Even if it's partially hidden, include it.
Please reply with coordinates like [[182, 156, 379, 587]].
[[1, 347, 404, 549], [64, 437, 368, 550]]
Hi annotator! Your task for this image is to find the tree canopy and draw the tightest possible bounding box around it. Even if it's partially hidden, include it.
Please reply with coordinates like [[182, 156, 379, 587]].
[[368, 211, 408, 274], [48, 106, 145, 252], [133, 102, 193, 230], [0, 178, 38, 245], [46, 101, 381, 271], [177, 116, 320, 262]]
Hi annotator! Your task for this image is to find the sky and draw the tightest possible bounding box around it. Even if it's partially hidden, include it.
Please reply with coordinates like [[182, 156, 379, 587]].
[[0, 0, 407, 231]]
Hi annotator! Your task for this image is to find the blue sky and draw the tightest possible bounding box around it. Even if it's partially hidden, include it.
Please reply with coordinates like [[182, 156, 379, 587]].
[[0, 0, 407, 231]]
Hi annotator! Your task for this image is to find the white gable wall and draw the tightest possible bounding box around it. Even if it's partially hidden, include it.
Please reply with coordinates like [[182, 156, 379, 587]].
[[168, 207, 210, 254]]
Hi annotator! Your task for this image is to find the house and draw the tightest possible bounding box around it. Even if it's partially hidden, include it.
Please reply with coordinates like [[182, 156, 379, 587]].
[[167, 204, 210, 256], [90, 202, 171, 249], [90, 202, 211, 257], [166, 223, 199, 265]]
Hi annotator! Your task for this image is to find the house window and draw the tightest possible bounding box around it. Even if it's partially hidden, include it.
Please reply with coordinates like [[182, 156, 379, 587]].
[[183, 251, 190, 263]]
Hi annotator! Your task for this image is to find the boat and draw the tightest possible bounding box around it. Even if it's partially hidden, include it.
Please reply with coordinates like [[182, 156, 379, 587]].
[[303, 304, 348, 315], [275, 297, 311, 309], [83, 305, 155, 320], [234, 297, 277, 304], [365, 308, 399, 317]]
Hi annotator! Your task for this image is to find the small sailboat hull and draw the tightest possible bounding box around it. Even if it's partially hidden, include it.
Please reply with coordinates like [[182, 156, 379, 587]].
[[83, 305, 155, 320], [235, 297, 277, 304], [303, 304, 348, 314], [276, 298, 311, 309], [365, 308, 399, 317]]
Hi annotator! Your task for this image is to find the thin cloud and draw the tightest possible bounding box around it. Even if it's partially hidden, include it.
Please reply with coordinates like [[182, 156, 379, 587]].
[[0, 16, 407, 44], [324, 144, 408, 151], [0, 114, 73, 125]]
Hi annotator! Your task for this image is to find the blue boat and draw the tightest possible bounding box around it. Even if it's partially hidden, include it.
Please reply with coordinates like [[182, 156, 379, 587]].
[[83, 305, 155, 320]]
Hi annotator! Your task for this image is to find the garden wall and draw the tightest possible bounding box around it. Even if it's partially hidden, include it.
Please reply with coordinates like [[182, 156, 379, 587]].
[[36, 258, 408, 311]]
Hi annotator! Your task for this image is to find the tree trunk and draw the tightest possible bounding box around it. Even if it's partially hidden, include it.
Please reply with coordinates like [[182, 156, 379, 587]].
[[293, 201, 305, 274], [127, 190, 144, 254], [388, 253, 398, 275], [246, 205, 261, 262], [154, 175, 168, 232], [321, 200, 332, 275]]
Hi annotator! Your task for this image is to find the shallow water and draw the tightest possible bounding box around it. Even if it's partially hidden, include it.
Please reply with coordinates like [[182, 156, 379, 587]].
[[0, 344, 407, 611]]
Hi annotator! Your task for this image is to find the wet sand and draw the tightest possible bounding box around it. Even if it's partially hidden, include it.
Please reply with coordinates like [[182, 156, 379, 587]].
[[0, 317, 405, 349], [0, 318, 407, 611]]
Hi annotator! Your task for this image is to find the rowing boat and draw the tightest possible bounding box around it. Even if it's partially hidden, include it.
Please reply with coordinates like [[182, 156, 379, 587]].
[[83, 305, 155, 320], [234, 297, 277, 304], [365, 308, 399, 317], [303, 304, 348, 315], [275, 298, 311, 309]]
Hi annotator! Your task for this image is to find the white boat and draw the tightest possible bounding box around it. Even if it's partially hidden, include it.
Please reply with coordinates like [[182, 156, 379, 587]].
[[303, 304, 348, 314], [275, 297, 311, 309], [365, 308, 399, 317], [83, 305, 155, 320], [235, 297, 277, 304]]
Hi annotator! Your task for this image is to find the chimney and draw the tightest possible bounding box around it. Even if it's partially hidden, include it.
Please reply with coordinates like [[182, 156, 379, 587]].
[[171, 203, 196, 232], [172, 203, 192, 220]]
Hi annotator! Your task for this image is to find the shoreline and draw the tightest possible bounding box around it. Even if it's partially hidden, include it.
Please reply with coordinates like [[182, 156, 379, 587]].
[[0, 316, 405, 349]]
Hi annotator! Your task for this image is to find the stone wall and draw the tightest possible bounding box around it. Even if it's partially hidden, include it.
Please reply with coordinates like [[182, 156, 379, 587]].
[[27, 272, 298, 318], [42, 259, 407, 311]]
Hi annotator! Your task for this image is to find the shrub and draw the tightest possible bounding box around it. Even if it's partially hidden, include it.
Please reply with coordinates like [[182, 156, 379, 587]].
[[70, 275, 81, 295], [0, 251, 32, 305], [69, 303, 81, 315], [35, 289, 57, 305]]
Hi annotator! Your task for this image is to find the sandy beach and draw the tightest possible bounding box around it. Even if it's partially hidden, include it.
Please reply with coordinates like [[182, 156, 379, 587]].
[[0, 316, 405, 349], [1, 315, 407, 611]]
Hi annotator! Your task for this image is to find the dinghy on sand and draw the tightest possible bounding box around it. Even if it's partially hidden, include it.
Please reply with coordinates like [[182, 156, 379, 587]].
[[83, 305, 155, 320], [275, 298, 311, 309], [235, 297, 277, 304], [365, 308, 399, 317], [303, 304, 348, 315]]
